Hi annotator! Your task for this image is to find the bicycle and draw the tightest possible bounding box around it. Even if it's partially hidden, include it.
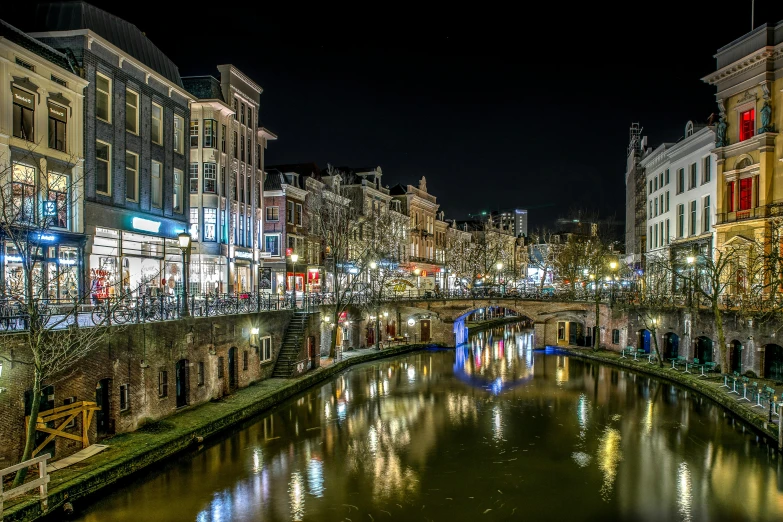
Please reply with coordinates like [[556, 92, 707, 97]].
[[91, 299, 133, 325]]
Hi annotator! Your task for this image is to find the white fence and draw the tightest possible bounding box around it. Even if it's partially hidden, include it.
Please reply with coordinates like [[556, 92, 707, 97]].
[[0, 453, 49, 520]]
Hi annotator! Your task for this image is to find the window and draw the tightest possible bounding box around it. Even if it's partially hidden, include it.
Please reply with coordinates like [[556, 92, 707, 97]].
[[239, 173, 245, 202], [257, 144, 262, 169], [151, 161, 162, 208], [247, 216, 252, 246], [665, 169, 670, 185], [654, 199, 658, 217], [659, 194, 664, 215], [239, 213, 245, 246], [649, 179, 653, 194], [158, 370, 168, 398], [247, 138, 252, 165], [232, 98, 238, 119], [12, 163, 36, 223], [190, 120, 199, 148], [174, 114, 185, 154], [689, 201, 697, 235], [653, 222, 658, 248], [204, 119, 217, 148], [703, 196, 711, 232], [660, 221, 664, 247], [677, 168, 684, 194], [740, 109, 755, 141], [197, 362, 204, 386], [665, 219, 670, 245], [246, 176, 251, 204], [611, 329, 620, 344], [243, 351, 249, 371], [218, 356, 225, 378], [247, 107, 253, 127], [96, 73, 111, 122], [125, 151, 138, 202], [221, 124, 226, 153], [204, 208, 217, 241], [174, 169, 183, 212], [48, 102, 67, 151], [233, 132, 238, 158], [126, 89, 139, 134], [12, 87, 35, 141], [677, 204, 684, 237], [649, 200, 652, 217], [727, 181, 735, 212], [190, 208, 199, 240], [151, 103, 163, 145], [119, 384, 129, 411], [63, 397, 77, 428], [659, 173, 663, 188], [265, 234, 280, 256], [287, 201, 294, 223], [665, 191, 670, 212], [739, 178, 752, 211], [260, 337, 272, 362], [702, 157, 711, 184], [295, 203, 303, 226], [96, 141, 111, 195], [689, 163, 697, 189], [190, 164, 199, 193], [240, 102, 245, 125], [222, 166, 228, 196], [654, 177, 658, 191], [240, 135, 245, 162], [47, 172, 69, 229], [266, 206, 279, 222], [203, 163, 217, 193], [51, 74, 67, 87]]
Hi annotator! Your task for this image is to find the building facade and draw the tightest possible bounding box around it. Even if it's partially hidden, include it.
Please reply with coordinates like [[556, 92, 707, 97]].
[[703, 21, 783, 296], [0, 19, 89, 300], [32, 2, 193, 300]]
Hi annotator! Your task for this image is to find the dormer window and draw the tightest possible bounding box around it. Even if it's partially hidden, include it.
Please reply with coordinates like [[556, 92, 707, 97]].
[[739, 109, 754, 141]]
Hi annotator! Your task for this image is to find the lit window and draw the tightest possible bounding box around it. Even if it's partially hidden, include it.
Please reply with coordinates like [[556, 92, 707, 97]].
[[47, 172, 69, 229], [266, 206, 279, 222], [739, 109, 754, 141], [190, 208, 199, 240], [125, 151, 138, 202], [190, 164, 199, 193], [126, 89, 139, 134], [203, 163, 217, 193], [96, 73, 111, 122], [204, 208, 217, 241], [174, 115, 185, 154], [151, 161, 162, 208], [739, 178, 752, 211], [12, 163, 36, 223], [204, 119, 217, 148], [173, 168, 183, 212], [190, 120, 199, 148], [151, 103, 163, 145]]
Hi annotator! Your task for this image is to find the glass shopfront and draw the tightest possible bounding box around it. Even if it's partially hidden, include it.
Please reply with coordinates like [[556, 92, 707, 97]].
[[190, 254, 227, 295], [2, 237, 82, 301]]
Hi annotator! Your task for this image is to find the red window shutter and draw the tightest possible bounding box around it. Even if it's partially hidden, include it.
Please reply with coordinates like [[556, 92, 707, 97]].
[[739, 178, 752, 211], [740, 110, 755, 141]]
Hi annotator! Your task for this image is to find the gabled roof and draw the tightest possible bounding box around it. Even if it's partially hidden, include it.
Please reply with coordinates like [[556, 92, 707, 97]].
[[34, 1, 183, 86], [182, 76, 224, 102], [266, 163, 320, 188], [0, 18, 75, 73], [263, 170, 285, 192]]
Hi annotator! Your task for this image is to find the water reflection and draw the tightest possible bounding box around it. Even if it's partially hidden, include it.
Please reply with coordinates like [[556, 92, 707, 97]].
[[75, 321, 783, 522]]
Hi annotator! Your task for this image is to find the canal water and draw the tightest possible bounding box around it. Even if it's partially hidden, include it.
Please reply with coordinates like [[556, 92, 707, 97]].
[[73, 322, 783, 521]]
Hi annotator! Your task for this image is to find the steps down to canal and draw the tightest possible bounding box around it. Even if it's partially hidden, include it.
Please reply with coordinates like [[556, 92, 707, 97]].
[[272, 312, 310, 378]]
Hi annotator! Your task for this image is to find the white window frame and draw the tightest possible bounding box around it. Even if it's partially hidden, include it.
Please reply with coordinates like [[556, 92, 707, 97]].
[[266, 206, 279, 222], [260, 336, 272, 363], [265, 233, 281, 256], [190, 207, 199, 240], [151, 102, 163, 145], [96, 72, 111, 123], [125, 89, 139, 134], [174, 114, 185, 154], [96, 140, 111, 196], [125, 151, 139, 202], [173, 168, 183, 213], [151, 160, 162, 208]]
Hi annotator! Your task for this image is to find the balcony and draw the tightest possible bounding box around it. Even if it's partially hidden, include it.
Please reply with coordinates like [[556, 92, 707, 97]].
[[716, 204, 783, 225]]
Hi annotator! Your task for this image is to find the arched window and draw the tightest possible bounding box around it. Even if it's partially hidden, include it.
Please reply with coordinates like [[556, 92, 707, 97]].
[[685, 121, 694, 137]]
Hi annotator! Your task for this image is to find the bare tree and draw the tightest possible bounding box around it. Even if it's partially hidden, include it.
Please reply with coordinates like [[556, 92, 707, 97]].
[[527, 228, 559, 292], [0, 145, 128, 485]]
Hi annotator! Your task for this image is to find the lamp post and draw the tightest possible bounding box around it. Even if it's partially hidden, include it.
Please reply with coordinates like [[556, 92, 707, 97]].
[[496, 262, 504, 295], [177, 232, 192, 317], [609, 261, 618, 306], [290, 253, 299, 310], [414, 267, 421, 297]]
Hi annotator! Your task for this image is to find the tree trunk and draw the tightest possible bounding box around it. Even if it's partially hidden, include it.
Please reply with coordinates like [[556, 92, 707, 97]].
[[593, 294, 601, 351], [329, 309, 339, 359], [713, 299, 728, 373], [650, 327, 663, 367], [13, 371, 41, 487]]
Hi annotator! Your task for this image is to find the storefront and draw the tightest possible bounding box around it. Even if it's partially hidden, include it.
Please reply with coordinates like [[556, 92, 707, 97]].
[[1, 232, 85, 301], [232, 247, 254, 294], [286, 270, 304, 292], [188, 244, 227, 295], [306, 267, 321, 293], [85, 204, 188, 300]]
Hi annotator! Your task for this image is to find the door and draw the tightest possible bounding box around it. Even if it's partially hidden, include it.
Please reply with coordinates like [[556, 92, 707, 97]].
[[664, 333, 679, 359], [420, 320, 431, 342], [730, 341, 742, 373], [175, 359, 189, 408], [228, 347, 237, 389], [638, 330, 651, 353], [96, 379, 112, 437], [568, 322, 578, 344]]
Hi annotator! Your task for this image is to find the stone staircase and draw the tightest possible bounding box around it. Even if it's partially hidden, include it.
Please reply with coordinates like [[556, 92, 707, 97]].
[[272, 312, 310, 378]]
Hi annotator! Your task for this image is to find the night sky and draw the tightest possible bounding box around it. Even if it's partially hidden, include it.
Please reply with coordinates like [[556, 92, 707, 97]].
[[5, 1, 783, 229]]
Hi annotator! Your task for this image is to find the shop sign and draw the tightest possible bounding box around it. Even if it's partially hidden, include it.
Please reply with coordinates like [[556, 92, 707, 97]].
[[131, 217, 161, 234], [36, 233, 56, 242], [43, 201, 57, 217], [47, 102, 67, 122], [235, 250, 253, 260], [6, 255, 23, 263], [96, 227, 119, 238], [12, 87, 34, 109]]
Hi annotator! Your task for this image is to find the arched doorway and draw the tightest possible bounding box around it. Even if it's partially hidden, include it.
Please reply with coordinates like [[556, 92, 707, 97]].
[[663, 332, 679, 359], [695, 336, 713, 363], [729, 340, 742, 374], [638, 329, 651, 353], [764, 344, 783, 381], [175, 359, 189, 408]]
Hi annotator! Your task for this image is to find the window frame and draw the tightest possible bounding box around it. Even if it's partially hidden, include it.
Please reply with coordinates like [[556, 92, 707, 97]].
[[703, 195, 711, 233], [203, 119, 217, 148], [739, 108, 755, 142], [12, 162, 36, 224], [221, 124, 226, 153], [119, 383, 129, 411], [151, 160, 163, 208], [47, 171, 70, 229], [203, 207, 217, 242], [125, 150, 139, 202], [47, 101, 67, 152], [203, 162, 217, 193], [190, 207, 199, 241], [197, 362, 205, 386], [189, 163, 199, 193], [96, 140, 111, 196], [174, 114, 185, 154], [125, 88, 139, 134], [689, 200, 697, 235], [190, 120, 199, 148], [260, 337, 272, 363], [95, 72, 111, 123], [158, 370, 168, 398], [266, 206, 279, 222], [173, 168, 183, 213], [265, 233, 281, 256], [151, 102, 163, 145], [12, 86, 36, 142]]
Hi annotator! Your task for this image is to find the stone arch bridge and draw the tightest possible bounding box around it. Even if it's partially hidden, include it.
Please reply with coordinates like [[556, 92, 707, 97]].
[[383, 298, 624, 348]]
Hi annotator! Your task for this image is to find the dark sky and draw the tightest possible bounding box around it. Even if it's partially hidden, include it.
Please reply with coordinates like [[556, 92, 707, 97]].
[[5, 1, 783, 229]]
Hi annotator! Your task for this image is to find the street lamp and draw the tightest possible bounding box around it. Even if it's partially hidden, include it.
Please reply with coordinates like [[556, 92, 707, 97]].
[[496, 262, 504, 295], [177, 232, 192, 317], [414, 267, 421, 295], [290, 253, 299, 310]]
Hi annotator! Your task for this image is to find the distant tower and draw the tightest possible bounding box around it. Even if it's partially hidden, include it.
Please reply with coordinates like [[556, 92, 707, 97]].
[[514, 209, 528, 237], [625, 123, 647, 269]]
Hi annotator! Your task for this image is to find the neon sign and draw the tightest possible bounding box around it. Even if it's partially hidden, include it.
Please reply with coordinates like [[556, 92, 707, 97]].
[[131, 217, 161, 233], [234, 250, 253, 260]]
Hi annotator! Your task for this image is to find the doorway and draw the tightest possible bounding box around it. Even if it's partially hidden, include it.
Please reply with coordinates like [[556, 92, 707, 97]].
[[420, 320, 431, 342], [638, 329, 651, 354], [96, 378, 112, 437], [663, 332, 679, 359], [175, 359, 189, 408], [764, 344, 783, 380], [729, 340, 742, 374], [695, 336, 713, 363], [228, 347, 238, 389]]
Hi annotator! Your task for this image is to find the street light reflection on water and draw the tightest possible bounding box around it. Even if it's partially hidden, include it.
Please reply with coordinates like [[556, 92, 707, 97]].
[[74, 321, 783, 522]]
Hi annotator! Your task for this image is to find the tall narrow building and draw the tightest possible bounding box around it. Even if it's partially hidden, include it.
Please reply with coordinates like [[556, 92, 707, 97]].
[[624, 123, 648, 272]]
